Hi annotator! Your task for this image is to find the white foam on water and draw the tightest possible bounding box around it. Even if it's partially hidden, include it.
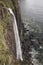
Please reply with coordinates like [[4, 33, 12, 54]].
[[40, 46, 43, 49], [29, 48, 42, 65]]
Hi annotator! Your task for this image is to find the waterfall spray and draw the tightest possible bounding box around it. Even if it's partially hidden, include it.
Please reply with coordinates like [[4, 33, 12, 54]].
[[8, 8, 23, 61]]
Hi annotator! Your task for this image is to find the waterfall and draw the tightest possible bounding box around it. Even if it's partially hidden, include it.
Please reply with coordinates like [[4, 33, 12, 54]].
[[8, 8, 23, 61]]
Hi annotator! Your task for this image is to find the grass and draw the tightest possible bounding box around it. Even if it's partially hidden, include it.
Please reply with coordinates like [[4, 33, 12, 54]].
[[0, 0, 22, 65]]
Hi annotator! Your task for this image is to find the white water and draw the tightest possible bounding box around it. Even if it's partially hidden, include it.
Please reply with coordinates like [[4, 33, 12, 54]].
[[40, 46, 43, 49], [29, 48, 42, 65], [8, 8, 23, 61]]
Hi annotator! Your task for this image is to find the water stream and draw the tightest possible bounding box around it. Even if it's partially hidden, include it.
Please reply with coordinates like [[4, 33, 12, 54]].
[[8, 8, 23, 61]]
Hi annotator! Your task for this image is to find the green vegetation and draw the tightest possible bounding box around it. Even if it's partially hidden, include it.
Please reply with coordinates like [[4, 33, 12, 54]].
[[0, 14, 14, 65], [0, 0, 20, 65]]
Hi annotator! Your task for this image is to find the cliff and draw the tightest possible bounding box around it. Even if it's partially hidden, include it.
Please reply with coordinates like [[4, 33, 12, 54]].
[[0, 0, 24, 65]]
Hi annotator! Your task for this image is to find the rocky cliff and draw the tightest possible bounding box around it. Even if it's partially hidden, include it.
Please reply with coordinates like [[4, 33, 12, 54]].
[[0, 0, 24, 65]]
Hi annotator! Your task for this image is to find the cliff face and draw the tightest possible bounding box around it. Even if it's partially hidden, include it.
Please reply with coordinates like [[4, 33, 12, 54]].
[[0, 0, 24, 65], [0, 0, 32, 65]]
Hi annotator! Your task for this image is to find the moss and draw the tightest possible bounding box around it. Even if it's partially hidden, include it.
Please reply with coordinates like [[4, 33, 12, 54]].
[[0, 0, 21, 65], [0, 0, 14, 9], [0, 19, 8, 65], [0, 9, 14, 65], [0, 19, 16, 65]]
